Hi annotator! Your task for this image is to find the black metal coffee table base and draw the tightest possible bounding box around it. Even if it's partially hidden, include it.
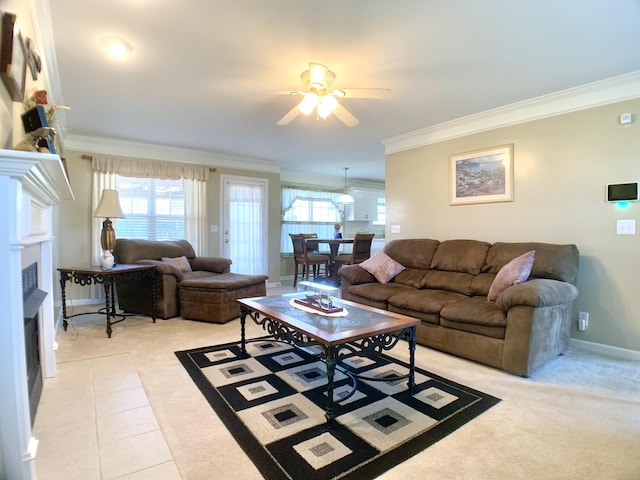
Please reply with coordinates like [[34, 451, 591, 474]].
[[238, 297, 418, 426]]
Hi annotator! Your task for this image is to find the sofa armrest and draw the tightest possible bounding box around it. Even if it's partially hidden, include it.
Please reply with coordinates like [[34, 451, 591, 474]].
[[191, 256, 232, 274], [497, 278, 578, 310], [135, 259, 184, 281], [338, 264, 377, 285]]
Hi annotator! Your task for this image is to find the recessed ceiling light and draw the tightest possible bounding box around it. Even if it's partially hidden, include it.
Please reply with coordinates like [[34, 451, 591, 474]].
[[101, 37, 132, 58]]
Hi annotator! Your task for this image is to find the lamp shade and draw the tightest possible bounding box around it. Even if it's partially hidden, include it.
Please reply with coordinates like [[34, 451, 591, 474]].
[[94, 189, 125, 218]]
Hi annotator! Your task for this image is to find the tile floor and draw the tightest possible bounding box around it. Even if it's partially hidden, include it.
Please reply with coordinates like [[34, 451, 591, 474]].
[[33, 285, 296, 480], [33, 347, 179, 479]]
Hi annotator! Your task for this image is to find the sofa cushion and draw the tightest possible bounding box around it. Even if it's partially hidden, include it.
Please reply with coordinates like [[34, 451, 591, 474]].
[[384, 239, 440, 269], [338, 265, 377, 285], [440, 296, 507, 337], [182, 271, 222, 280], [423, 270, 474, 296], [440, 318, 506, 339], [347, 282, 414, 303], [487, 250, 535, 301], [162, 255, 192, 272], [430, 240, 490, 275], [472, 273, 495, 296], [393, 268, 428, 288], [483, 242, 579, 283], [191, 256, 232, 273], [115, 239, 195, 264], [360, 251, 405, 284], [180, 273, 268, 292], [388, 289, 467, 315]]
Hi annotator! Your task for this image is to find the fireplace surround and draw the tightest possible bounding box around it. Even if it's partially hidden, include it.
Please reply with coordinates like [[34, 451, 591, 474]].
[[0, 149, 73, 480]]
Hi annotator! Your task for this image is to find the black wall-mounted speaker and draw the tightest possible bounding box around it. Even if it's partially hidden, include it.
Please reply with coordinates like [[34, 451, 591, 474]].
[[607, 182, 639, 202]]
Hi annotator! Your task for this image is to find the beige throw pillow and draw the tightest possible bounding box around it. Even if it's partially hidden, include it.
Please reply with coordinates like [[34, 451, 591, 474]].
[[487, 250, 535, 301], [161, 255, 192, 272], [360, 251, 405, 284]]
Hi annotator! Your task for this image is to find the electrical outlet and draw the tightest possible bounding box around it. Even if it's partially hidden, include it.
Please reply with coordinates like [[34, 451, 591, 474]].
[[578, 311, 589, 331]]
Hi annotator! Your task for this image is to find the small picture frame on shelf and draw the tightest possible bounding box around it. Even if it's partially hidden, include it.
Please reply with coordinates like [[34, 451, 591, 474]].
[[22, 104, 48, 132], [0, 12, 28, 102]]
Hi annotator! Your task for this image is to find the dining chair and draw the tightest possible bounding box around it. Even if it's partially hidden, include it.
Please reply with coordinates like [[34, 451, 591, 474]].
[[289, 233, 330, 287], [332, 233, 375, 269]]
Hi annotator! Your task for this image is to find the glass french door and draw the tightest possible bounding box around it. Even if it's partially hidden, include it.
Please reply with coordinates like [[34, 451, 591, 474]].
[[221, 175, 268, 275]]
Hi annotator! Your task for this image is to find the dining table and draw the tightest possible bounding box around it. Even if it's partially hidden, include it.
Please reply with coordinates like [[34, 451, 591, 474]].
[[305, 237, 353, 259], [305, 237, 354, 280]]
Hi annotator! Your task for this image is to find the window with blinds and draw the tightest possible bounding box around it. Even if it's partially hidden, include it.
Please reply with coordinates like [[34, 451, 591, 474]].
[[114, 175, 185, 240]]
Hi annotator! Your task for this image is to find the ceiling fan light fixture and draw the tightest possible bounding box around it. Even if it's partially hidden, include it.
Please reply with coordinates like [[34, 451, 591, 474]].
[[317, 95, 338, 119], [303, 63, 335, 91], [298, 93, 318, 116]]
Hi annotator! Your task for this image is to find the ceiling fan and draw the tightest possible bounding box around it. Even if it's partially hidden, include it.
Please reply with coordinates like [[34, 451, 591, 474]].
[[276, 63, 392, 127]]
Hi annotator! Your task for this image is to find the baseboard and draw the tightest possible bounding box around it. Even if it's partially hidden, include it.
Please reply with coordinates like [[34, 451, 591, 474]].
[[56, 298, 104, 307], [54, 298, 104, 332], [267, 281, 282, 288], [569, 338, 640, 361]]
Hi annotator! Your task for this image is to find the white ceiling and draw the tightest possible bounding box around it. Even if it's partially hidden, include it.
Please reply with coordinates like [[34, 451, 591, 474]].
[[46, 0, 640, 183]]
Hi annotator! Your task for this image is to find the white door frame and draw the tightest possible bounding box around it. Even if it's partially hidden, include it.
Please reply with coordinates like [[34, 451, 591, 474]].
[[220, 174, 268, 274]]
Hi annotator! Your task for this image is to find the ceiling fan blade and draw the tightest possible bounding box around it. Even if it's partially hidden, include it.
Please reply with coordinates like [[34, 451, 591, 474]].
[[277, 104, 302, 126], [339, 88, 393, 99], [259, 90, 304, 96], [332, 103, 359, 127]]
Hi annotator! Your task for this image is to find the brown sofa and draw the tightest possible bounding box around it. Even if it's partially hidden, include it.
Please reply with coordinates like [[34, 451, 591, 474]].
[[338, 239, 579, 376], [113, 239, 267, 322]]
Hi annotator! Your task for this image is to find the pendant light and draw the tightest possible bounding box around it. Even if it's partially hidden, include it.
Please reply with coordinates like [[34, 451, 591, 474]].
[[337, 167, 355, 204]]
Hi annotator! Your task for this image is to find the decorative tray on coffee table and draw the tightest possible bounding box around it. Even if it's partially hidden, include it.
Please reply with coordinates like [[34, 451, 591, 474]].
[[293, 281, 344, 314], [294, 294, 344, 314]]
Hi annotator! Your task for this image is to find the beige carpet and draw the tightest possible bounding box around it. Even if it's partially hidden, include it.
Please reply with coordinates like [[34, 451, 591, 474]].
[[34, 298, 640, 480]]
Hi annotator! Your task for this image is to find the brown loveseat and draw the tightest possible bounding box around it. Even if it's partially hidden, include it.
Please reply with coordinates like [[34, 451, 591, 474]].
[[338, 239, 579, 376], [113, 239, 267, 322]]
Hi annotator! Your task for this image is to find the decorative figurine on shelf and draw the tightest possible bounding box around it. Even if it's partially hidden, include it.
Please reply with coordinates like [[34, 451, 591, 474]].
[[22, 88, 71, 132], [14, 126, 56, 153], [334, 223, 342, 239]]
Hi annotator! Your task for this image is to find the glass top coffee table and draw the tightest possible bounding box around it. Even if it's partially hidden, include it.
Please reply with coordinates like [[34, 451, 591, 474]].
[[237, 293, 419, 424]]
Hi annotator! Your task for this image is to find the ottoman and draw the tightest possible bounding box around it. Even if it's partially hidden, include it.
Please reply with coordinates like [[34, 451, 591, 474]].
[[179, 273, 268, 323]]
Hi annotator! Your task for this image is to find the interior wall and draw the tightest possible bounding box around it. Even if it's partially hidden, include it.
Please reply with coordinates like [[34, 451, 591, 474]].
[[206, 166, 282, 283], [55, 151, 92, 303], [55, 151, 284, 302], [386, 98, 640, 352]]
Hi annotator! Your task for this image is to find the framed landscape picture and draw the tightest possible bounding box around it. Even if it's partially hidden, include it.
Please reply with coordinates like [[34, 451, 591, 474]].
[[450, 144, 514, 205]]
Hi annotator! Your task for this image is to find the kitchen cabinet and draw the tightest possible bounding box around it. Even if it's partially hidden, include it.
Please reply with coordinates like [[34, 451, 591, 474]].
[[346, 188, 384, 222]]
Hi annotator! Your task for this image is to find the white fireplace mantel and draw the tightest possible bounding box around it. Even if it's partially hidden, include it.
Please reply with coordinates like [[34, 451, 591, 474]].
[[0, 148, 73, 480]]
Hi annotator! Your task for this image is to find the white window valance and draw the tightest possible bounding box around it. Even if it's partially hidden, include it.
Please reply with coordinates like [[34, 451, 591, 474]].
[[91, 155, 209, 181]]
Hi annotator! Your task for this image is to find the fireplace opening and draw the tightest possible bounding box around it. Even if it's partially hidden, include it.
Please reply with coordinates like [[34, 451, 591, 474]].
[[23, 262, 47, 423]]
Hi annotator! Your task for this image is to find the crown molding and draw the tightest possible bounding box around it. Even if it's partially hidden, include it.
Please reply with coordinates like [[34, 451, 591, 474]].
[[64, 134, 282, 174], [383, 70, 640, 154]]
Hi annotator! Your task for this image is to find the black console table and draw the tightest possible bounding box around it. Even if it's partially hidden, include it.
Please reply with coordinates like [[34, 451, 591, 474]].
[[58, 264, 157, 338]]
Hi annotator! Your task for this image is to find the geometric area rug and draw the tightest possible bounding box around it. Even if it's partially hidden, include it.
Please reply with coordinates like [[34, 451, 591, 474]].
[[175, 338, 500, 480]]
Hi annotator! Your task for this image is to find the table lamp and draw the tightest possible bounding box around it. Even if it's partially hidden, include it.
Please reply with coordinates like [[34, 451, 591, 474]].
[[94, 189, 125, 269]]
